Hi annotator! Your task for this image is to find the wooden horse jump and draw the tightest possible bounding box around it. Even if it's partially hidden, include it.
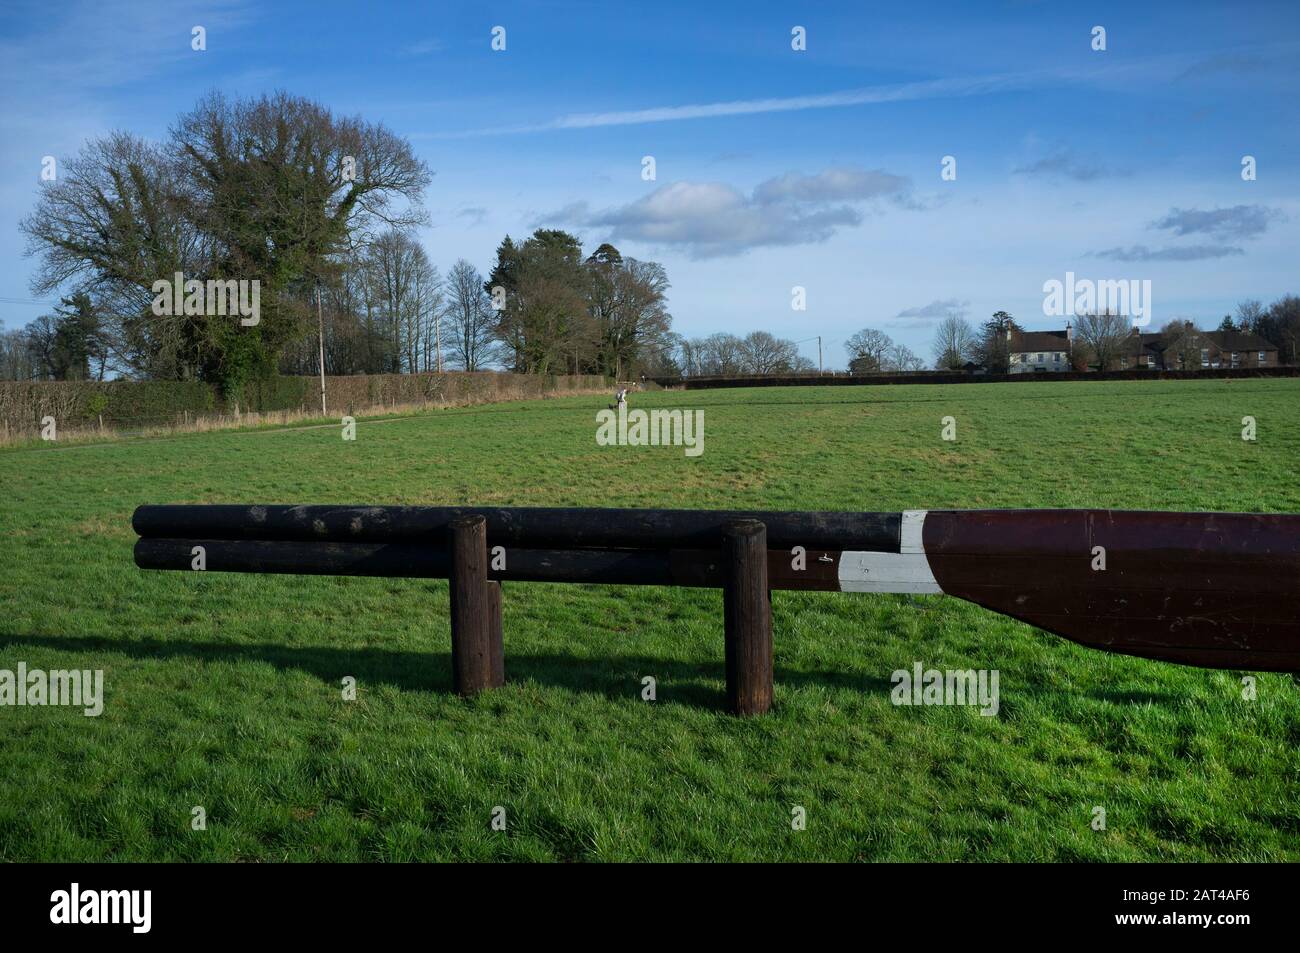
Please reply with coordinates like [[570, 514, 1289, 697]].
[[133, 505, 1300, 714]]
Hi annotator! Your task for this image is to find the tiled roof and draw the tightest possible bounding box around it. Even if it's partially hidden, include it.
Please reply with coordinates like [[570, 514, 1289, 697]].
[[1120, 332, 1165, 355], [1208, 329, 1277, 351], [1158, 328, 1277, 352], [1010, 329, 1070, 352]]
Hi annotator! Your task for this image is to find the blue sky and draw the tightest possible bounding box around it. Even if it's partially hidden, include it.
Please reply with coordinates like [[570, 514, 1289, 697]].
[[1, 0, 1297, 367]]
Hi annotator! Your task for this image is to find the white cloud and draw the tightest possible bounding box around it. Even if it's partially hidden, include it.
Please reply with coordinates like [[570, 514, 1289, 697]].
[[538, 167, 915, 258]]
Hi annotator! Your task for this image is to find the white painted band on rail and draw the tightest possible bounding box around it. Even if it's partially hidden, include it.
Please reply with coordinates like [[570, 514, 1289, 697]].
[[900, 509, 927, 554], [838, 510, 941, 594]]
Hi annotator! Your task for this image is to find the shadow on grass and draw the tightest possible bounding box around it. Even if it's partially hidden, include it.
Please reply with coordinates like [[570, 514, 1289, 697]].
[[0, 632, 894, 712]]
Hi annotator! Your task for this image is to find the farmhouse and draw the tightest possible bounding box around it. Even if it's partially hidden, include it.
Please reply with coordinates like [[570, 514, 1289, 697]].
[[1150, 327, 1279, 370], [1115, 331, 1165, 370], [1108, 326, 1278, 371], [1006, 323, 1280, 373], [1008, 325, 1074, 373]]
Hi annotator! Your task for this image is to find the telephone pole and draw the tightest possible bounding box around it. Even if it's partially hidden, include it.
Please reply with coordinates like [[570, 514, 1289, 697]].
[[435, 309, 443, 373], [317, 283, 327, 415], [818, 336, 823, 374]]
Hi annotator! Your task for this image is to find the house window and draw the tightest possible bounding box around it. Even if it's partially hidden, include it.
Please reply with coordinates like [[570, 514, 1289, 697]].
[[1035, 353, 1043, 363], [1201, 348, 1209, 367], [1259, 351, 1266, 363], [1120, 356, 1128, 368], [1053, 352, 1061, 363], [1231, 351, 1239, 366]]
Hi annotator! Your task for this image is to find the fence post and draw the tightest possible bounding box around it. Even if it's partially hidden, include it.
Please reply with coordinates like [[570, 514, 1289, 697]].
[[487, 580, 504, 686], [449, 516, 502, 696], [723, 519, 773, 715]]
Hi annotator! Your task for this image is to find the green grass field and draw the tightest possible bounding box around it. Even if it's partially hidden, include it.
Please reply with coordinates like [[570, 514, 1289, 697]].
[[3, 377, 1299, 861]]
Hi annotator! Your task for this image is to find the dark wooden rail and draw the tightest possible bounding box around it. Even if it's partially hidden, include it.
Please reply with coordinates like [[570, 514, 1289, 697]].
[[133, 538, 849, 589], [133, 505, 1300, 712], [132, 504, 900, 550]]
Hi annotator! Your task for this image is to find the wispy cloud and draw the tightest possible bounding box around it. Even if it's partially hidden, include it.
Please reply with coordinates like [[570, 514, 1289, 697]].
[[1013, 152, 1121, 181], [1176, 52, 1271, 81], [1149, 204, 1282, 240], [0, 0, 257, 93], [433, 70, 1072, 138], [401, 38, 443, 56], [453, 206, 488, 226], [1092, 244, 1245, 262], [1089, 204, 1283, 262], [538, 167, 916, 258], [752, 168, 913, 206], [892, 298, 970, 324]]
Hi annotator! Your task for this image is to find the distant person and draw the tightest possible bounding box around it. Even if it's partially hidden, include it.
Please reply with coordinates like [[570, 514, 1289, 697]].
[[609, 386, 628, 411]]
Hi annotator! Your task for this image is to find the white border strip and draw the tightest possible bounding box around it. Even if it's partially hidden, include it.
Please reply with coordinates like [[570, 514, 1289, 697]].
[[838, 509, 941, 594]]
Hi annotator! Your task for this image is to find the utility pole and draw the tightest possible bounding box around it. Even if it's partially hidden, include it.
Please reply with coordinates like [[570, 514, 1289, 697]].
[[317, 283, 327, 415], [435, 308, 443, 373], [818, 336, 823, 374]]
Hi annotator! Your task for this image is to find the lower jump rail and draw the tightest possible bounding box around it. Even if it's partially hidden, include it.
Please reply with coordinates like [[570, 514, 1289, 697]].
[[132, 505, 1300, 713]]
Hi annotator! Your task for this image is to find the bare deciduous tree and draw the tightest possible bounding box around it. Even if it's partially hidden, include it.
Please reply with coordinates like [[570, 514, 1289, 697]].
[[1234, 299, 1265, 331], [845, 328, 893, 372], [445, 259, 496, 370], [739, 331, 799, 374], [367, 230, 433, 373], [700, 333, 745, 376], [884, 343, 925, 372], [1074, 310, 1133, 371], [932, 314, 977, 369], [411, 260, 443, 373], [0, 330, 35, 381]]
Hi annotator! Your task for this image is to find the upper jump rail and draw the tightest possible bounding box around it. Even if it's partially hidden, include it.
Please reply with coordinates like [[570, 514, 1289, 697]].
[[132, 504, 902, 551]]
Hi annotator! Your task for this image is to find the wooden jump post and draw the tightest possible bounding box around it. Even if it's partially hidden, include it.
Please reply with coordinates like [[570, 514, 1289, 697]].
[[133, 504, 1300, 714], [723, 520, 773, 715], [448, 516, 504, 696]]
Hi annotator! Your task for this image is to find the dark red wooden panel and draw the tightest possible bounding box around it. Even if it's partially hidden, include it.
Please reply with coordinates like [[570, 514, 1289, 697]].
[[923, 510, 1300, 670]]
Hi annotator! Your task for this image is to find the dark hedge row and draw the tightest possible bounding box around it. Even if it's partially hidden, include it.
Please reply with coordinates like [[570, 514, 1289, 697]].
[[0, 372, 608, 434], [667, 366, 1300, 389]]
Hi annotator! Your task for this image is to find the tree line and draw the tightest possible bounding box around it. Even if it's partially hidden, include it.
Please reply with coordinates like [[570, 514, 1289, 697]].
[[919, 296, 1299, 374], [5, 93, 677, 390], [673, 331, 815, 376]]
